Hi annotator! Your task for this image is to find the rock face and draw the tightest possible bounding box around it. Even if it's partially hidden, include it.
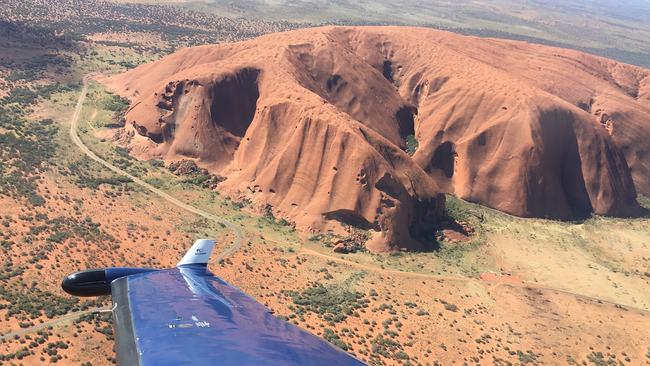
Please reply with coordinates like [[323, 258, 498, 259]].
[[104, 26, 648, 250]]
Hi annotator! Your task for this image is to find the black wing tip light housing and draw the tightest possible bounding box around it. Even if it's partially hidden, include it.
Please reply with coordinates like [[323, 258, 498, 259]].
[[62, 268, 157, 297], [62, 239, 216, 297]]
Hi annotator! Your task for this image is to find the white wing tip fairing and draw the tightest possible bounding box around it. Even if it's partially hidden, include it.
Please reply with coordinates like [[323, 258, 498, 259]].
[[177, 239, 216, 267]]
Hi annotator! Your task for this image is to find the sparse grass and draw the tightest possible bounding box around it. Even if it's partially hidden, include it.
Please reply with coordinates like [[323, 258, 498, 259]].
[[445, 195, 474, 223]]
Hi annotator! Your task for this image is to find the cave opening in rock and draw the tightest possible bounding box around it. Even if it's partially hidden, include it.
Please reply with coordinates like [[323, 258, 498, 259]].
[[395, 106, 416, 141], [382, 60, 394, 82], [431, 141, 456, 178], [209, 68, 260, 138]]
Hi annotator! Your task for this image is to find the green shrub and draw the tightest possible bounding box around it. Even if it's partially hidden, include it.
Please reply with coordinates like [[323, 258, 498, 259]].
[[405, 134, 418, 155], [370, 335, 403, 357], [104, 95, 131, 112], [517, 350, 538, 365], [322, 328, 349, 350], [443, 303, 458, 312], [148, 159, 165, 168], [285, 284, 367, 324], [638, 195, 650, 210], [2, 87, 38, 105], [445, 195, 472, 223]]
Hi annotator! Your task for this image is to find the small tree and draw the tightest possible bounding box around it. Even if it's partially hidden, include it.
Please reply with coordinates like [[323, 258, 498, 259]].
[[406, 134, 418, 155]]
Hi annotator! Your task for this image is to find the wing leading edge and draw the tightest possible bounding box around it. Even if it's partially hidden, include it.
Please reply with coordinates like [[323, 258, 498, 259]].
[[111, 266, 365, 365]]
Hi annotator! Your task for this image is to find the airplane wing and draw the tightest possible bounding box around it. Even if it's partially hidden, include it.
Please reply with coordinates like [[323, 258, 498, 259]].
[[104, 239, 365, 365]]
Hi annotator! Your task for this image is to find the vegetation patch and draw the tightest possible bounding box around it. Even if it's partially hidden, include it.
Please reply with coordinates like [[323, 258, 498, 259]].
[[445, 195, 475, 224], [405, 134, 418, 155], [284, 283, 368, 324], [103, 94, 130, 112], [168, 159, 224, 189], [310, 229, 368, 253], [259, 204, 295, 229], [517, 350, 538, 365], [638, 195, 650, 210], [322, 328, 349, 351], [0, 107, 58, 206], [585, 351, 619, 366], [63, 157, 134, 191], [76, 312, 114, 341], [370, 335, 405, 359], [27, 215, 116, 246], [0, 284, 78, 319], [77, 175, 133, 189]]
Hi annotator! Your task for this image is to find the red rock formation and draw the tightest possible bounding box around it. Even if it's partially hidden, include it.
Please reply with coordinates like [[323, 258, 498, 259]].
[[104, 26, 648, 251]]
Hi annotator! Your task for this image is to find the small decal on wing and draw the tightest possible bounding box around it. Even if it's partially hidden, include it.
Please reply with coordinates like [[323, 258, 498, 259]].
[[192, 315, 211, 328]]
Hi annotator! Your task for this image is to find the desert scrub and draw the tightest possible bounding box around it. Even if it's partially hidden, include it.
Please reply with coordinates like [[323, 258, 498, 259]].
[[66, 158, 134, 189], [0, 107, 58, 205], [439, 299, 459, 312], [0, 347, 31, 362], [322, 328, 349, 351], [0, 284, 79, 319], [232, 198, 251, 209], [103, 94, 130, 112], [517, 350, 538, 365], [78, 175, 133, 189], [27, 215, 116, 246], [0, 79, 75, 206], [369, 335, 405, 359], [284, 283, 368, 324]]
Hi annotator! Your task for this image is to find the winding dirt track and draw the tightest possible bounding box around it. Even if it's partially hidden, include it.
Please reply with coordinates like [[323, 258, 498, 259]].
[[70, 75, 244, 261], [1, 75, 245, 340], [297, 248, 650, 315], [0, 309, 103, 341]]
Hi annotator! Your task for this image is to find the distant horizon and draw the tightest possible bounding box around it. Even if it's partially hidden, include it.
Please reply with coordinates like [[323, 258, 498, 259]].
[[156, 0, 650, 67]]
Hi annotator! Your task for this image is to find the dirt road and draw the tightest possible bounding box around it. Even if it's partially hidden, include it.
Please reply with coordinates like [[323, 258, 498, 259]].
[[0, 309, 106, 341], [297, 247, 650, 315], [3, 75, 245, 340], [70, 75, 243, 261]]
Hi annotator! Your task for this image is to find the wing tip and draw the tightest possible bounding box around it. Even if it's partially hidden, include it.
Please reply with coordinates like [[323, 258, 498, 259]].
[[177, 239, 216, 267]]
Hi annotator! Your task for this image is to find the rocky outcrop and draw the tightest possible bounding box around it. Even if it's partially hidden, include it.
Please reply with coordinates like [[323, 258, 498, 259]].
[[104, 26, 648, 251]]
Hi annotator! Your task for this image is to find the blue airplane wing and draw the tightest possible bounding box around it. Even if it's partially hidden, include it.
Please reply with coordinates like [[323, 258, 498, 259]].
[[110, 265, 365, 365]]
